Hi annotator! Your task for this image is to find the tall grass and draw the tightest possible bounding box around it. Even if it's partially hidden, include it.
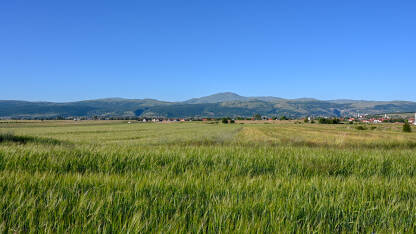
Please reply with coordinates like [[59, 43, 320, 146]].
[[0, 121, 415, 232], [0, 132, 63, 145]]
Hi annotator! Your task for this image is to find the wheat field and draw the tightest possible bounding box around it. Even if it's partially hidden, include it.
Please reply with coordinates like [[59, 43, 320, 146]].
[[0, 120, 415, 233]]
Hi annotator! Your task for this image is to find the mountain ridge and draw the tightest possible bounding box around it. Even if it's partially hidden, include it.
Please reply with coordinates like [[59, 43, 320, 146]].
[[1, 92, 415, 119]]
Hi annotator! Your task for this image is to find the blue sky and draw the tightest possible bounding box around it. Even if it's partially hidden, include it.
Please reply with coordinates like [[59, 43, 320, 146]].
[[1, 0, 415, 102]]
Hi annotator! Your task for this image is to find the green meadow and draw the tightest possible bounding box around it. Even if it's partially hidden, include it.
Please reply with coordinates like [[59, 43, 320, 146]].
[[1, 120, 416, 233]]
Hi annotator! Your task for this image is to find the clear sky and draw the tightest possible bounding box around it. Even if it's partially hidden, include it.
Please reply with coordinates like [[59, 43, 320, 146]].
[[1, 0, 415, 102]]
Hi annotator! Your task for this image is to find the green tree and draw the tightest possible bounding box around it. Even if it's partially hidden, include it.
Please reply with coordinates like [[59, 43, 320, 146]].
[[319, 117, 340, 124], [403, 121, 412, 132], [318, 118, 327, 124], [331, 118, 340, 124], [222, 118, 229, 124], [254, 114, 262, 120]]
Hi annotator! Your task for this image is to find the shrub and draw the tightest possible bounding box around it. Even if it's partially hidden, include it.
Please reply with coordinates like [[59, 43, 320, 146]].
[[355, 125, 367, 130], [403, 122, 412, 132], [318, 118, 340, 124], [221, 118, 229, 124]]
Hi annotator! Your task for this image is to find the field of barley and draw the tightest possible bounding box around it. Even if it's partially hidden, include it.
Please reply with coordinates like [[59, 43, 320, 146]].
[[1, 120, 416, 233]]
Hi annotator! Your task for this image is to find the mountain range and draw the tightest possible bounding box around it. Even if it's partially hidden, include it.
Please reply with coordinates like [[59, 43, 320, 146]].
[[1, 92, 416, 119]]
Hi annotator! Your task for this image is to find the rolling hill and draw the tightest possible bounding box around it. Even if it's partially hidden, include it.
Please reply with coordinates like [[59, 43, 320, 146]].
[[1, 93, 416, 119]]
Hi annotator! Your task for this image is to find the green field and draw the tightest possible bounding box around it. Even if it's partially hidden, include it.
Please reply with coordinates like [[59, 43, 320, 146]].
[[1, 120, 416, 233]]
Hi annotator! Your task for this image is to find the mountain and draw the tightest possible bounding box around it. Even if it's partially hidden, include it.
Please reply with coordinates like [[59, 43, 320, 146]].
[[1, 93, 416, 119], [0, 98, 171, 119], [184, 92, 248, 104], [184, 92, 286, 104]]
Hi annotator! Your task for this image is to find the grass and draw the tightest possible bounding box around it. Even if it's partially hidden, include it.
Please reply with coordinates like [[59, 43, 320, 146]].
[[0, 132, 64, 145], [0, 120, 415, 232]]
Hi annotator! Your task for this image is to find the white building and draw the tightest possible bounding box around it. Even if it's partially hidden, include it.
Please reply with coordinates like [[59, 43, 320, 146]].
[[414, 113, 416, 125]]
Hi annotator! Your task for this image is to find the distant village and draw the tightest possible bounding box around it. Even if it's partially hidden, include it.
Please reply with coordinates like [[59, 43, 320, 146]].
[[49, 112, 416, 126], [3, 112, 415, 125], [346, 113, 416, 125]]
